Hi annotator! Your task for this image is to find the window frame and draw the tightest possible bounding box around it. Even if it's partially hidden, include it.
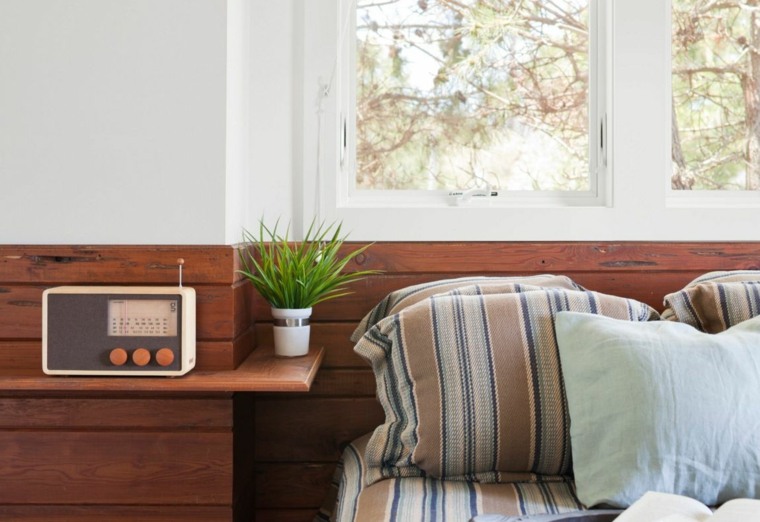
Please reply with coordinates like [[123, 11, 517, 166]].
[[666, 0, 760, 208], [338, 0, 608, 209], [297, 0, 760, 241]]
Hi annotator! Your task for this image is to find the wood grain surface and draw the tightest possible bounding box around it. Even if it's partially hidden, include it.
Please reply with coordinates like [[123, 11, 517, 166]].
[[0, 431, 233, 504], [3, 242, 760, 521], [250, 241, 760, 521]]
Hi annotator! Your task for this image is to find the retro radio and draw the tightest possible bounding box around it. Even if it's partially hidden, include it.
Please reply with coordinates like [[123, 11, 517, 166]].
[[42, 259, 195, 376]]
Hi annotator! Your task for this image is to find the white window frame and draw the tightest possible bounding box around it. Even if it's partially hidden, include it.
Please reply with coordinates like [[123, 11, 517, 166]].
[[297, 0, 760, 241], [665, 1, 760, 210], [338, 0, 607, 209]]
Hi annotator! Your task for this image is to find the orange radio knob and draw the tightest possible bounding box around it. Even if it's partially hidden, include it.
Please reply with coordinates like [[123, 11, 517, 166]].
[[132, 348, 151, 367], [156, 348, 175, 367], [109, 348, 128, 366]]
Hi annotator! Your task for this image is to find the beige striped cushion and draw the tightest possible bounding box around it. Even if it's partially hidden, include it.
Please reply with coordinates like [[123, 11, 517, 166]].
[[351, 275, 583, 342], [355, 290, 658, 486], [329, 434, 584, 522], [662, 270, 760, 332]]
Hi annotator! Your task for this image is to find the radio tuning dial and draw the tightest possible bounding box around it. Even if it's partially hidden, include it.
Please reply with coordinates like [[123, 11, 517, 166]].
[[156, 348, 175, 367], [109, 348, 128, 366], [132, 348, 151, 367]]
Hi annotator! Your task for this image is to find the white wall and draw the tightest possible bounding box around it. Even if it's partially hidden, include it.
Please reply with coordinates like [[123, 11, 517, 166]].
[[224, 0, 251, 245], [247, 0, 297, 237], [3, 1, 754, 244], [0, 0, 234, 244]]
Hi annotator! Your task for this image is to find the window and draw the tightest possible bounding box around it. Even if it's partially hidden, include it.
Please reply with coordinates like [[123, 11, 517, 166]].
[[672, 0, 760, 191], [338, 0, 607, 207], [298, 0, 760, 241], [354, 0, 593, 194]]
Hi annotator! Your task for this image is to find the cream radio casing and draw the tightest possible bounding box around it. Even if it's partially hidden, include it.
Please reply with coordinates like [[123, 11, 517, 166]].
[[42, 286, 196, 376]]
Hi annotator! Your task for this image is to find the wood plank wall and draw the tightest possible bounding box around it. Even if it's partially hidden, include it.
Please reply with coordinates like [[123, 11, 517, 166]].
[[252, 241, 760, 521], [0, 246, 253, 372], [0, 246, 254, 520], [0, 245, 255, 522], [3, 242, 760, 521]]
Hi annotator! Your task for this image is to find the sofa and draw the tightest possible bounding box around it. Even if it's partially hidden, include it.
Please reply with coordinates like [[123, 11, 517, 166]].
[[319, 271, 760, 521]]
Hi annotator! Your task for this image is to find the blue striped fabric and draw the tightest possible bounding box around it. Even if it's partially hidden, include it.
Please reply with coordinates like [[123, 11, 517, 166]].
[[355, 289, 658, 486], [351, 275, 584, 343], [327, 434, 585, 522], [662, 271, 760, 332]]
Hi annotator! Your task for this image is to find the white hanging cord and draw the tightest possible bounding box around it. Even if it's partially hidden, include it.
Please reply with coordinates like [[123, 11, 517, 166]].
[[314, 0, 357, 223], [315, 82, 325, 222], [325, 0, 357, 99]]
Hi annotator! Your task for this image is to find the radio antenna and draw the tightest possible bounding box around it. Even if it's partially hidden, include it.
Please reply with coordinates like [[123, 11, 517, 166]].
[[177, 258, 185, 288]]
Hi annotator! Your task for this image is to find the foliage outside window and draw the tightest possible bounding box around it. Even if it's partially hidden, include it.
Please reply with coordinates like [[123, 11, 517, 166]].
[[355, 0, 591, 193], [672, 0, 760, 190]]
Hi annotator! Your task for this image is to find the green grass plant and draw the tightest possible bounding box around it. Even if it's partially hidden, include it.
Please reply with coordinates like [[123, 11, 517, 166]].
[[238, 219, 380, 309]]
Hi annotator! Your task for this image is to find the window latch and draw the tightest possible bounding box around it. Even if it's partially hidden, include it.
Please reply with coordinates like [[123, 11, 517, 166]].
[[600, 113, 608, 168], [448, 188, 498, 206]]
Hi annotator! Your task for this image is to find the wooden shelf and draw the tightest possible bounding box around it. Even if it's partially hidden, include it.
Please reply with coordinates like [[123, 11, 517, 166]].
[[0, 346, 324, 393]]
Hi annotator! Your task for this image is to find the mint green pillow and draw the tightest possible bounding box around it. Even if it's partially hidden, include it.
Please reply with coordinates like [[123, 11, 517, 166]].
[[555, 312, 760, 508]]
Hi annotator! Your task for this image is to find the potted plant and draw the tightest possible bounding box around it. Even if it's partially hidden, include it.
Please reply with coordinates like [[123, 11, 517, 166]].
[[238, 219, 379, 357]]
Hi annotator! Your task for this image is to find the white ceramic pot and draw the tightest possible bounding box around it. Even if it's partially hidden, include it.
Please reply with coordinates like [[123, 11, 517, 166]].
[[271, 307, 312, 357]]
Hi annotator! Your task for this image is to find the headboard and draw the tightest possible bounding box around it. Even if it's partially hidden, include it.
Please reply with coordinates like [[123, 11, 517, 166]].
[[252, 241, 760, 520], [7, 242, 755, 520]]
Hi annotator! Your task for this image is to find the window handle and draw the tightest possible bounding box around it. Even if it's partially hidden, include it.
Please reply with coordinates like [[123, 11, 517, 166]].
[[340, 113, 347, 167], [448, 188, 498, 206], [600, 113, 608, 168]]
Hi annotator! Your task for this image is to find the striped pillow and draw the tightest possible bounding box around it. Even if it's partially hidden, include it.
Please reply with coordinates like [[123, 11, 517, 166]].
[[351, 275, 583, 342], [663, 270, 760, 332], [355, 289, 658, 486]]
